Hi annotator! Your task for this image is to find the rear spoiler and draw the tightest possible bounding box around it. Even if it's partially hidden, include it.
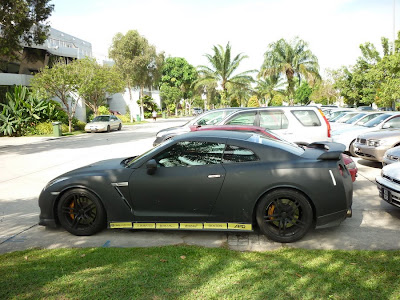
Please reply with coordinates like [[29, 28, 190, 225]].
[[307, 142, 346, 160]]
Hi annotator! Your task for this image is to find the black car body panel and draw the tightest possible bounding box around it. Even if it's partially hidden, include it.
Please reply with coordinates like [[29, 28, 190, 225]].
[[39, 131, 353, 242]]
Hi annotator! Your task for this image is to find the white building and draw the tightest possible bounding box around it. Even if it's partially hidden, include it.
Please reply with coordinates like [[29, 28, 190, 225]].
[[0, 28, 92, 122]]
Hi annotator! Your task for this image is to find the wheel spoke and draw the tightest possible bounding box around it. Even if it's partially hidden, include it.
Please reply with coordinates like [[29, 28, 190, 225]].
[[264, 213, 281, 219], [291, 218, 306, 228], [71, 215, 82, 229], [83, 203, 96, 214]]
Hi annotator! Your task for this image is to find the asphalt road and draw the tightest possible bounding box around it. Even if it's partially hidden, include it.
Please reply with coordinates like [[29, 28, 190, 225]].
[[0, 119, 399, 253]]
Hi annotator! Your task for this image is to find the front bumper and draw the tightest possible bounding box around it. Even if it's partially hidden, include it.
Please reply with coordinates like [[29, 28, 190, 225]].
[[38, 188, 59, 228], [376, 175, 400, 208], [353, 142, 388, 162]]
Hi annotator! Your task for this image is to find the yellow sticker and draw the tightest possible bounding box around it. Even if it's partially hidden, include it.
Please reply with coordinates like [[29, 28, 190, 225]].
[[133, 223, 156, 229], [180, 223, 203, 229], [228, 223, 252, 231], [156, 223, 179, 229], [204, 223, 228, 230], [109, 222, 132, 229]]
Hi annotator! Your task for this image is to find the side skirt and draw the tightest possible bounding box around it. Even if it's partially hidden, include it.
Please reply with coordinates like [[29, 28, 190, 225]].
[[109, 222, 253, 231]]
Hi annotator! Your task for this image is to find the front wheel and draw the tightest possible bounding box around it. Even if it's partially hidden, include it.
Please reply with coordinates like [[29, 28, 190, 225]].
[[349, 140, 356, 157], [256, 189, 313, 243], [57, 189, 106, 236]]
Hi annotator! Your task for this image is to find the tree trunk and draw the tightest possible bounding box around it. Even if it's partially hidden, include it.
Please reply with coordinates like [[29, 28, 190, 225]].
[[140, 86, 145, 120], [127, 83, 133, 123]]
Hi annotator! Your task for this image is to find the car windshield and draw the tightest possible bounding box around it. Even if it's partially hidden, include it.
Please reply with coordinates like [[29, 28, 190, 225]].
[[92, 116, 110, 122], [125, 139, 174, 167], [345, 113, 366, 124], [363, 114, 391, 127]]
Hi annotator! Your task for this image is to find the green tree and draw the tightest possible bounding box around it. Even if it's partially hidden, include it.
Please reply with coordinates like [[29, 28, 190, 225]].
[[294, 82, 312, 105], [159, 84, 182, 116], [197, 42, 255, 105], [255, 75, 285, 106], [31, 60, 78, 132], [247, 95, 260, 107], [0, 0, 54, 60], [161, 57, 198, 115], [74, 58, 125, 116], [109, 30, 164, 121], [260, 37, 320, 105]]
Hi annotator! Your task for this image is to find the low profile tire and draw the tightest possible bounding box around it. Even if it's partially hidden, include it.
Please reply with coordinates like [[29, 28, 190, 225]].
[[107, 125, 111, 133], [118, 123, 122, 131], [57, 189, 106, 236], [256, 189, 313, 243]]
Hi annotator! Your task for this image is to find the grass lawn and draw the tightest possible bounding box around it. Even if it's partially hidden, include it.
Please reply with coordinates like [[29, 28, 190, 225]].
[[1, 246, 399, 299]]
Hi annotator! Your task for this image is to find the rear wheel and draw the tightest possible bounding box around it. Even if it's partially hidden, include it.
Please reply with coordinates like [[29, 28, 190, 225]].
[[57, 189, 106, 236], [118, 123, 122, 131], [256, 189, 313, 243], [107, 125, 111, 133]]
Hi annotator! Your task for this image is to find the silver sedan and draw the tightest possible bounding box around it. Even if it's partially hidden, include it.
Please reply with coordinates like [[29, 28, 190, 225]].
[[376, 162, 400, 208], [85, 115, 122, 133]]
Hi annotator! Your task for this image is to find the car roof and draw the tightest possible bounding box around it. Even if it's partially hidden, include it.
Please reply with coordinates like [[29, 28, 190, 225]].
[[175, 130, 254, 142], [196, 125, 267, 131]]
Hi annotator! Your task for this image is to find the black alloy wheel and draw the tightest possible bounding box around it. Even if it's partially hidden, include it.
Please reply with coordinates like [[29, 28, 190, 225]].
[[57, 189, 106, 236], [256, 189, 313, 243]]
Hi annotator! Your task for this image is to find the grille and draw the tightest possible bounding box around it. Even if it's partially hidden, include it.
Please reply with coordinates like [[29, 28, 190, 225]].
[[383, 174, 400, 185]]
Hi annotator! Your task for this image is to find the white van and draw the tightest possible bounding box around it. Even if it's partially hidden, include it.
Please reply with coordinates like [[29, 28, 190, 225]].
[[216, 106, 331, 144]]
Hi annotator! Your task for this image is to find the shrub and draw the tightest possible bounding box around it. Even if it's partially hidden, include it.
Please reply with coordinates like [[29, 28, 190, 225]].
[[74, 120, 86, 131], [34, 122, 53, 135], [118, 114, 131, 123]]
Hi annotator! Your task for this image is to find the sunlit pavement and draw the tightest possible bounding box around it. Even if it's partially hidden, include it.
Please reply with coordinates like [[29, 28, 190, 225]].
[[1, 121, 399, 253]]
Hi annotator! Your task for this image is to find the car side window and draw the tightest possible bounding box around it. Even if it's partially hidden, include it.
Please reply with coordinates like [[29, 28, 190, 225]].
[[384, 116, 400, 129], [222, 145, 259, 163], [226, 111, 257, 126], [259, 111, 289, 130], [154, 141, 225, 167], [195, 111, 224, 125], [291, 110, 321, 126]]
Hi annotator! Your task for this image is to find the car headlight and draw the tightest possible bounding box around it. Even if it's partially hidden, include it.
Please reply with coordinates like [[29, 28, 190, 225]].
[[367, 139, 381, 147], [44, 177, 69, 190]]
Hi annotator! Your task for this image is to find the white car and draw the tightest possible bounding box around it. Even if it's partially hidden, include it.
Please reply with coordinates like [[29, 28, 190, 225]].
[[85, 115, 122, 133], [376, 162, 400, 208], [331, 112, 383, 130], [382, 146, 400, 166], [331, 112, 400, 155], [216, 106, 330, 144]]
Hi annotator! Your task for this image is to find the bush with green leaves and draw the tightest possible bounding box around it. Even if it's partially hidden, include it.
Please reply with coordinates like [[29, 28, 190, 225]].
[[117, 114, 131, 123], [33, 122, 69, 135]]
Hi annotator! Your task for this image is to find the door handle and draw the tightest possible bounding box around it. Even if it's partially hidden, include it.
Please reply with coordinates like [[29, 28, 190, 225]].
[[208, 174, 221, 178]]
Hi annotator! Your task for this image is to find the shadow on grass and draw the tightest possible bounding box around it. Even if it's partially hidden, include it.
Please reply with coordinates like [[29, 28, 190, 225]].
[[1, 246, 400, 299]]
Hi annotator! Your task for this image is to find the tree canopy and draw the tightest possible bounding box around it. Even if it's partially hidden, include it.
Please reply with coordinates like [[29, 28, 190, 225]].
[[0, 0, 54, 60]]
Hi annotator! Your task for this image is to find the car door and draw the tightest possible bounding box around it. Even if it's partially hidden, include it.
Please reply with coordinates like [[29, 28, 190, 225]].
[[128, 141, 226, 221]]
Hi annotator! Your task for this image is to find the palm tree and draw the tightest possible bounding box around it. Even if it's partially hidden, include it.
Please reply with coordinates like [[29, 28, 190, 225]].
[[197, 42, 255, 106], [260, 37, 320, 105], [255, 75, 285, 106]]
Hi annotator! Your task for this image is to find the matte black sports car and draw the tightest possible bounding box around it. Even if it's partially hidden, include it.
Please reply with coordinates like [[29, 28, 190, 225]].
[[39, 131, 353, 243]]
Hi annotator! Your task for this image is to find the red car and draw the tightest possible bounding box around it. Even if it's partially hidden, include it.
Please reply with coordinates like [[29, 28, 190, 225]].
[[191, 125, 358, 182]]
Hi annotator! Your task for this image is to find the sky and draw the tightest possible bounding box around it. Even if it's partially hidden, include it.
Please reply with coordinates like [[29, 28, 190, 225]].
[[48, 0, 400, 78]]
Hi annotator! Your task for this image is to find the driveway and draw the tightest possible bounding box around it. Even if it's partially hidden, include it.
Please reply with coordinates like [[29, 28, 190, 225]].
[[0, 119, 399, 253]]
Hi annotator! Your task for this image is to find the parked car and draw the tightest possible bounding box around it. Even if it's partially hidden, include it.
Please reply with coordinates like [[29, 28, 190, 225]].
[[153, 108, 242, 146], [376, 162, 400, 208], [85, 115, 122, 133], [353, 129, 400, 162], [382, 146, 400, 166], [331, 112, 400, 156], [213, 106, 331, 144], [192, 124, 358, 182], [330, 111, 359, 123], [39, 131, 353, 243], [331, 112, 383, 130], [357, 106, 374, 111], [192, 107, 203, 115], [326, 109, 354, 121]]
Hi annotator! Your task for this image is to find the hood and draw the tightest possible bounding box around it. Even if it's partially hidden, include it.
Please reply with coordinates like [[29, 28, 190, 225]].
[[86, 121, 109, 127], [358, 129, 400, 140], [157, 126, 189, 136], [62, 157, 126, 177], [385, 145, 400, 156], [382, 162, 400, 179]]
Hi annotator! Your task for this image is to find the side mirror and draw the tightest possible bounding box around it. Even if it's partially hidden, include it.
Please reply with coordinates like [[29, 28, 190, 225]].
[[146, 159, 157, 175]]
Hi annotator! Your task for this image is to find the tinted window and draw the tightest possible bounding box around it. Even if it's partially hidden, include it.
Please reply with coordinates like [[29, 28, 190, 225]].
[[93, 116, 110, 122], [291, 110, 321, 126], [259, 110, 289, 129], [383, 116, 400, 129], [226, 111, 257, 126], [222, 145, 259, 163], [154, 141, 225, 167], [364, 114, 392, 127], [195, 111, 225, 125], [345, 113, 366, 124], [355, 113, 382, 125]]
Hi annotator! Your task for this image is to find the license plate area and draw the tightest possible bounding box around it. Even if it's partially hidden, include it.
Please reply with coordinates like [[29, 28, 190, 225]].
[[383, 188, 392, 203]]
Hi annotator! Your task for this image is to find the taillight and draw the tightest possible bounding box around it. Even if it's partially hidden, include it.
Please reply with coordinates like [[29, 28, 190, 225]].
[[338, 164, 344, 176], [318, 109, 331, 138]]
